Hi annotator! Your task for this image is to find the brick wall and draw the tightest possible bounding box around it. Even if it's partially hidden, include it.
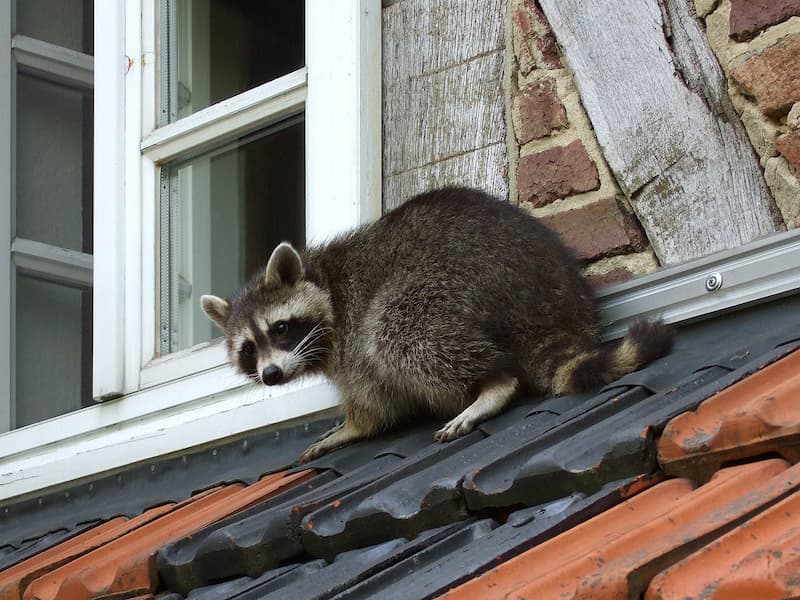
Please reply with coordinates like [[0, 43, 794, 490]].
[[509, 0, 800, 287], [509, 0, 658, 288], [702, 0, 800, 227]]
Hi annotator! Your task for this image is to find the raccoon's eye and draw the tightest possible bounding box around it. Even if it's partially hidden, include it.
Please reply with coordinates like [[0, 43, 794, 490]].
[[274, 321, 289, 336], [240, 341, 255, 356]]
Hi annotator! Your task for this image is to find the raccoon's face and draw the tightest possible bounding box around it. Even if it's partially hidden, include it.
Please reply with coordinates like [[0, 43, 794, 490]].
[[201, 243, 335, 387]]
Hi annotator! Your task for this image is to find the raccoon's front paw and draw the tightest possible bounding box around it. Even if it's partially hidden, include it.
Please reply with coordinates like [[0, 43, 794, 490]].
[[298, 439, 332, 464], [297, 422, 353, 463]]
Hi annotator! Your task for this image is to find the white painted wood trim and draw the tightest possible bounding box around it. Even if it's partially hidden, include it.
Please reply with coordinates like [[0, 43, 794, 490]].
[[11, 34, 93, 89], [11, 238, 92, 288], [92, 1, 126, 400], [598, 228, 800, 340], [305, 0, 382, 245], [140, 69, 307, 163], [140, 340, 227, 387], [0, 378, 340, 501], [138, 0, 157, 376], [0, 0, 12, 432]]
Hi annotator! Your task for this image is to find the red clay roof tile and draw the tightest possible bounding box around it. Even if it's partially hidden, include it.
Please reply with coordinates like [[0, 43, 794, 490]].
[[659, 350, 800, 481], [21, 470, 312, 600], [0, 504, 174, 600], [440, 477, 697, 599], [646, 489, 800, 600], [443, 459, 795, 599]]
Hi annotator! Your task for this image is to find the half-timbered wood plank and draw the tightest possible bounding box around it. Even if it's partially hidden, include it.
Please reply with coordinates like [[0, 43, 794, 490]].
[[538, 0, 781, 264]]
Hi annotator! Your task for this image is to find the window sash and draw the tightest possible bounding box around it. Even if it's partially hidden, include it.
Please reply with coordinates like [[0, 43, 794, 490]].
[[92, 0, 382, 401], [1, 1, 95, 433]]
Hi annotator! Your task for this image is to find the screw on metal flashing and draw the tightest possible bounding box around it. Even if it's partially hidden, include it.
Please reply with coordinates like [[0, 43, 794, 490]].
[[705, 271, 723, 292]]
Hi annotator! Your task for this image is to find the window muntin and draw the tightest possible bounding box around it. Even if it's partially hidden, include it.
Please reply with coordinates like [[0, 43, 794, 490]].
[[160, 115, 305, 353]]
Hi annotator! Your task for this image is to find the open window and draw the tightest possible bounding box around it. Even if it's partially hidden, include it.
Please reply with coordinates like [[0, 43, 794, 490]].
[[0, 0, 380, 500]]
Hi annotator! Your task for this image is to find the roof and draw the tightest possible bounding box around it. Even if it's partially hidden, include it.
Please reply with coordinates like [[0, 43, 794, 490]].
[[2, 294, 800, 599]]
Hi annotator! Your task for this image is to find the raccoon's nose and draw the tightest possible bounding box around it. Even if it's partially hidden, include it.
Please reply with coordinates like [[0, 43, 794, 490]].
[[262, 365, 283, 385]]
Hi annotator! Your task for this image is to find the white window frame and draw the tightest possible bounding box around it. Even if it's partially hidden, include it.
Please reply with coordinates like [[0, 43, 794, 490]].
[[0, 0, 381, 501]]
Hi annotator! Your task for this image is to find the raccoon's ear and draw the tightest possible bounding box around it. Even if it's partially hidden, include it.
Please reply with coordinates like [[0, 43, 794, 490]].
[[265, 242, 304, 286], [201, 295, 230, 329]]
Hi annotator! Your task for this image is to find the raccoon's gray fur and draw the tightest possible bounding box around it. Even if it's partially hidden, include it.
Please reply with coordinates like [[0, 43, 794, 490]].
[[202, 187, 673, 462]]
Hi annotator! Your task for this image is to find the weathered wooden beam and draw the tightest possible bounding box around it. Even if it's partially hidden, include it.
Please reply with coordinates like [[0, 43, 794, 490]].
[[382, 0, 508, 209], [538, 0, 781, 264]]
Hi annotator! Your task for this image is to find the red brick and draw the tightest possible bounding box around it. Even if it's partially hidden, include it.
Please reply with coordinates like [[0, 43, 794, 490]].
[[539, 197, 646, 261], [776, 128, 800, 173], [512, 79, 568, 144], [517, 140, 600, 207], [732, 36, 800, 117], [730, 0, 800, 42], [512, 0, 562, 75]]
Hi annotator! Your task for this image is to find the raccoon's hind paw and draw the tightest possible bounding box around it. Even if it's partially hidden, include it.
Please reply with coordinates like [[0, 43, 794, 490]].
[[435, 413, 478, 442]]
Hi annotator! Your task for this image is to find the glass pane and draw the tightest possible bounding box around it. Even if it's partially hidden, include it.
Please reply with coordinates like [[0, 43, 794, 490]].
[[161, 116, 305, 353], [15, 0, 93, 54], [15, 275, 92, 428], [16, 73, 93, 253], [165, 0, 304, 122]]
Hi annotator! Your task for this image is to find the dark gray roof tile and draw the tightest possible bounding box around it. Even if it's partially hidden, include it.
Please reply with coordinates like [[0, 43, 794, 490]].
[[299, 431, 485, 561], [158, 455, 405, 595]]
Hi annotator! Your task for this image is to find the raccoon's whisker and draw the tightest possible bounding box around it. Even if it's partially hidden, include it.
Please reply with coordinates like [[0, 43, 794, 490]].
[[294, 345, 331, 363], [293, 323, 333, 359]]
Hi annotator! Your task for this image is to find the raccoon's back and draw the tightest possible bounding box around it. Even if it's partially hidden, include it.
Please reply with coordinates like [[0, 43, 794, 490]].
[[312, 187, 597, 339]]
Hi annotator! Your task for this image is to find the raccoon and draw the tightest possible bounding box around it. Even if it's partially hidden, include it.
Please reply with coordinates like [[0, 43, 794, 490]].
[[201, 187, 673, 463]]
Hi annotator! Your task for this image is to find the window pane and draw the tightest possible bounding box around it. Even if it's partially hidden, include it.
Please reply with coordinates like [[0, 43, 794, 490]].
[[16, 73, 93, 253], [164, 0, 304, 122], [15, 0, 93, 54], [160, 116, 305, 353], [15, 275, 92, 428]]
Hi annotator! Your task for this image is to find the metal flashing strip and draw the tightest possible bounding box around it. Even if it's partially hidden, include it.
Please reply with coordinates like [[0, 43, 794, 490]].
[[597, 228, 800, 340]]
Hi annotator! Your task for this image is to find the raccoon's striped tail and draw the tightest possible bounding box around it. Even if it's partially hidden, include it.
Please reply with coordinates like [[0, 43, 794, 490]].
[[552, 319, 674, 395]]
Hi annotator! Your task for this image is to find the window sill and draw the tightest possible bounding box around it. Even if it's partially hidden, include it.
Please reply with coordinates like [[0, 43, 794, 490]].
[[0, 375, 339, 501]]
